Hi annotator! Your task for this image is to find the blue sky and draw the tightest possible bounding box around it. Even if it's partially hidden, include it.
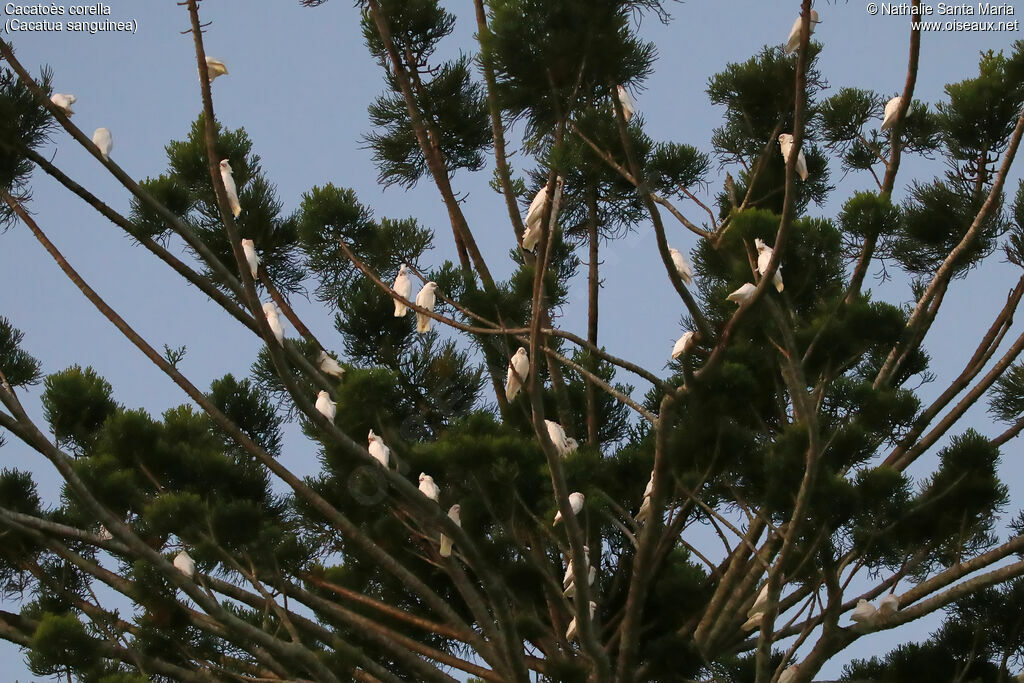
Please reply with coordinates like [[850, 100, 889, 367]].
[[1, 0, 1022, 679]]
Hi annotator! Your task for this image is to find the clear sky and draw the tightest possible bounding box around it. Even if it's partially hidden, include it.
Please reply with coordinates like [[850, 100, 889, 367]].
[[1, 0, 1022, 679]]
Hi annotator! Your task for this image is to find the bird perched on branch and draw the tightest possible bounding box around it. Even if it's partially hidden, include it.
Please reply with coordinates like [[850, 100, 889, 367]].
[[204, 56, 228, 82], [523, 178, 563, 253], [92, 128, 112, 160], [368, 430, 390, 468], [440, 504, 461, 558], [415, 282, 438, 333], [315, 390, 336, 423], [784, 10, 820, 53], [778, 134, 809, 181], [50, 93, 75, 116], [219, 159, 242, 217], [393, 264, 412, 317], [241, 239, 260, 278], [755, 238, 784, 292], [614, 84, 636, 122], [881, 96, 902, 132], [506, 347, 530, 401], [727, 282, 757, 306], [553, 492, 585, 526], [174, 550, 196, 579], [318, 351, 345, 378], [668, 247, 694, 285]]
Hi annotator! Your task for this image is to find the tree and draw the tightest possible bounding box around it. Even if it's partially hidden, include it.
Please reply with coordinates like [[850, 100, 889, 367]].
[[1, 0, 1024, 681]]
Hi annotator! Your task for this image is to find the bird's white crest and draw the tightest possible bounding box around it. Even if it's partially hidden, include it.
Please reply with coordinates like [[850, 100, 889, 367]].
[[315, 390, 337, 423], [668, 247, 694, 286], [755, 239, 784, 292], [440, 503, 461, 558], [318, 350, 345, 378], [415, 281, 438, 333], [205, 56, 229, 82], [174, 550, 196, 579], [50, 93, 75, 116], [219, 159, 242, 218], [564, 437, 579, 454], [506, 347, 530, 401], [240, 239, 260, 279], [368, 429, 390, 467], [784, 9, 819, 53], [777, 133, 809, 181], [671, 331, 696, 359], [418, 472, 441, 502], [881, 96, 903, 132], [92, 128, 112, 160], [393, 264, 412, 317], [615, 85, 636, 122], [778, 665, 799, 683], [727, 282, 758, 305], [262, 301, 280, 316], [565, 601, 597, 642], [265, 308, 285, 345], [553, 492, 585, 526]]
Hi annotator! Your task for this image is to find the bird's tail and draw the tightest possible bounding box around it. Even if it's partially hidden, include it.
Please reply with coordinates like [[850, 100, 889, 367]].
[[440, 534, 453, 558], [774, 277, 784, 293], [416, 313, 430, 333], [506, 382, 520, 402], [394, 301, 408, 317]]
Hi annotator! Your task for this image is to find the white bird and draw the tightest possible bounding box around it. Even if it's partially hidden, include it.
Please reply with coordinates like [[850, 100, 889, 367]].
[[545, 420, 573, 456], [315, 390, 336, 423], [876, 593, 899, 620], [755, 238, 784, 292], [671, 331, 696, 359], [415, 281, 438, 333], [98, 525, 113, 541], [393, 264, 412, 317], [50, 93, 75, 116], [418, 473, 440, 502], [318, 351, 345, 378], [850, 598, 877, 628], [668, 247, 694, 285], [565, 601, 597, 642], [265, 309, 285, 345], [881, 96, 902, 132], [743, 582, 771, 630], [205, 56, 229, 82], [564, 437, 579, 454], [779, 665, 799, 683], [614, 85, 636, 122], [563, 545, 596, 599], [92, 128, 112, 160], [523, 178, 563, 252], [440, 503, 461, 558], [174, 550, 196, 579], [219, 159, 242, 218], [777, 133, 809, 181], [553, 492, 585, 527], [784, 9, 820, 53], [368, 429, 390, 467], [241, 238, 260, 278], [506, 347, 530, 401], [262, 301, 281, 317], [635, 471, 655, 524], [727, 282, 758, 306]]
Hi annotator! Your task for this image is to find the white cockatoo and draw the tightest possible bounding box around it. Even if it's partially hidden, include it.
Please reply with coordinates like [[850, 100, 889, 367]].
[[881, 96, 902, 132], [50, 93, 75, 116], [98, 525, 113, 541], [241, 238, 260, 278], [876, 593, 899, 620], [755, 238, 784, 292], [635, 470, 655, 524], [553, 492, 585, 527], [262, 301, 281, 317], [368, 429, 390, 467], [415, 281, 438, 333], [219, 159, 242, 218], [315, 390, 336, 423], [614, 85, 636, 122], [318, 351, 345, 378], [743, 582, 771, 631], [265, 308, 285, 345], [779, 665, 799, 683], [393, 264, 412, 317], [418, 472, 440, 502], [563, 545, 596, 599], [850, 599, 877, 629], [506, 347, 530, 401], [784, 9, 820, 53], [778, 133, 809, 181], [92, 128, 112, 160], [566, 601, 597, 642], [727, 282, 758, 306], [545, 420, 572, 455], [671, 331, 696, 359], [668, 247, 694, 285], [440, 503, 461, 558], [204, 56, 228, 82], [564, 437, 579, 454], [523, 178, 563, 252], [174, 550, 196, 579]]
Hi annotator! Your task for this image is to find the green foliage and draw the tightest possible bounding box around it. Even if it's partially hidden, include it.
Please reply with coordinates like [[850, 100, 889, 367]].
[[0, 316, 42, 388], [41, 365, 119, 455], [0, 64, 52, 229]]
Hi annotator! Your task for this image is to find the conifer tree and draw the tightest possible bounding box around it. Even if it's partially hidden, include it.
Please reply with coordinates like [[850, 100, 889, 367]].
[[2, 1, 1024, 681]]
